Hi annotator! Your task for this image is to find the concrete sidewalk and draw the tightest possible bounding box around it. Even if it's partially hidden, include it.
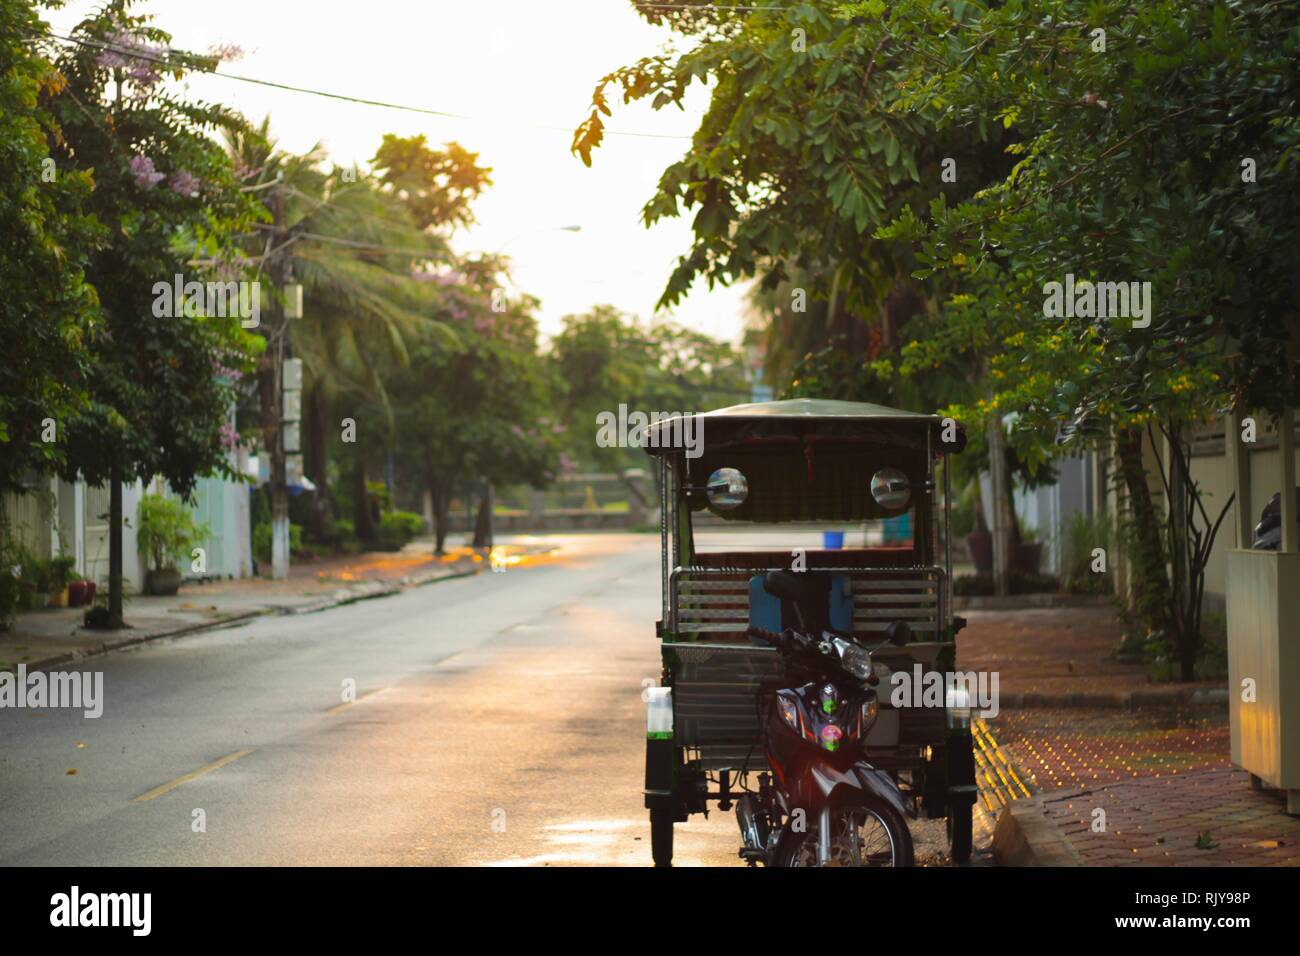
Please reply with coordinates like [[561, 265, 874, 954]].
[[0, 537, 560, 673]]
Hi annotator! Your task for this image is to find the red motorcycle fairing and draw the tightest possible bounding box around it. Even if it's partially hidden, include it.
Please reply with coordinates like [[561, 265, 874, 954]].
[[797, 759, 911, 820]]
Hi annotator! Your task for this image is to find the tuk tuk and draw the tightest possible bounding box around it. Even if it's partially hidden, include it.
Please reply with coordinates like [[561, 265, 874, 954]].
[[641, 398, 977, 866]]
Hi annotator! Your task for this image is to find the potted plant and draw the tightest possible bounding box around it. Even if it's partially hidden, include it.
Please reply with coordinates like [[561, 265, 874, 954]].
[[137, 494, 207, 596], [963, 478, 993, 574], [42, 555, 77, 607], [1011, 524, 1044, 575], [67, 570, 91, 607]]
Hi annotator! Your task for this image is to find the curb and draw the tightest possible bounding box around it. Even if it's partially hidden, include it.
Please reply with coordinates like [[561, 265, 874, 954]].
[[7, 609, 266, 675], [992, 797, 1085, 867], [9, 560, 491, 674], [955, 594, 1112, 610], [994, 687, 1228, 711]]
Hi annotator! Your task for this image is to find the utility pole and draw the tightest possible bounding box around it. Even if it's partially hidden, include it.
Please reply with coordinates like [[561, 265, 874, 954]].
[[265, 173, 291, 580]]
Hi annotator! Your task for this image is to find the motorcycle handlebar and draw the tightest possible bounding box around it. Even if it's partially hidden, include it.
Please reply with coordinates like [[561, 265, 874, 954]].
[[748, 626, 876, 684], [746, 625, 816, 652]]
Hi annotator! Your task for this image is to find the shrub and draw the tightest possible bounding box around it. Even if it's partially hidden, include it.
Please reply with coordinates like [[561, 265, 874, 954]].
[[1061, 510, 1114, 594], [309, 514, 361, 553], [0, 537, 21, 628], [137, 494, 207, 573], [375, 511, 423, 551], [44, 555, 76, 593], [253, 522, 303, 564]]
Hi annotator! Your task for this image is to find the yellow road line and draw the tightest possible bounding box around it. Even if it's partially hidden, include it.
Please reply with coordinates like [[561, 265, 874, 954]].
[[975, 753, 1011, 807], [977, 719, 1032, 798], [977, 717, 1034, 801], [133, 748, 255, 803], [325, 688, 383, 716]]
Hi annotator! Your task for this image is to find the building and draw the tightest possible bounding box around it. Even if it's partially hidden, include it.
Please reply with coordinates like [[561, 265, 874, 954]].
[[2, 446, 253, 594]]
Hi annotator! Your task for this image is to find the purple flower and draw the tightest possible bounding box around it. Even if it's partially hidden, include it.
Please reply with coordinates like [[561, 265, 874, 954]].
[[207, 43, 244, 63], [130, 154, 165, 189], [169, 169, 201, 197], [219, 423, 239, 449], [96, 28, 163, 89]]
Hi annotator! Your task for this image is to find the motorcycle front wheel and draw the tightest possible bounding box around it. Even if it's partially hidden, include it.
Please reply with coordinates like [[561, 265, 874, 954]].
[[774, 799, 914, 867]]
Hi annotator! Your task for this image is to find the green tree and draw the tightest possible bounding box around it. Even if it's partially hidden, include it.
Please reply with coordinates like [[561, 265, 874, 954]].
[[224, 121, 467, 546], [0, 0, 99, 500], [550, 307, 748, 472], [392, 279, 560, 552], [41, 1, 262, 624], [370, 134, 492, 233], [871, 0, 1300, 677]]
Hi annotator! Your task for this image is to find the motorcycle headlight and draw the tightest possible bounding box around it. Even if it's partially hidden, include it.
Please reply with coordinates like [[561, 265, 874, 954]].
[[840, 643, 873, 680]]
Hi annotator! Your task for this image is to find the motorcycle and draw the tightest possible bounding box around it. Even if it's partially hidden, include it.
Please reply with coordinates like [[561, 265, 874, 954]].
[[735, 570, 915, 867]]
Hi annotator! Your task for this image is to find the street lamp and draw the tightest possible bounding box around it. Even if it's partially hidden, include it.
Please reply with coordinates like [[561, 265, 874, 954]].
[[491, 222, 585, 254]]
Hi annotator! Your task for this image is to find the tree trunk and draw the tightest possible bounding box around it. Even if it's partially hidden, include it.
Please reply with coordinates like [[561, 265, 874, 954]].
[[987, 416, 1011, 596], [424, 447, 451, 555], [432, 485, 450, 554], [107, 466, 124, 627], [352, 460, 376, 543], [471, 482, 493, 549], [1115, 427, 1174, 648], [1165, 422, 1196, 680]]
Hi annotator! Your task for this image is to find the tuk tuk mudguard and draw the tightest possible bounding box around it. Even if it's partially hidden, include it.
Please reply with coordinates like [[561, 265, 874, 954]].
[[946, 729, 978, 809], [644, 736, 675, 811]]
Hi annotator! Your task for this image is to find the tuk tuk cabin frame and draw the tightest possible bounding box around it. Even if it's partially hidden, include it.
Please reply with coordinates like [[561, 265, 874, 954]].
[[642, 399, 977, 859]]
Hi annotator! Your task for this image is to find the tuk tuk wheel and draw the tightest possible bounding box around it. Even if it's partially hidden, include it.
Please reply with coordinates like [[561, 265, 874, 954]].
[[947, 801, 972, 863], [650, 809, 674, 867]]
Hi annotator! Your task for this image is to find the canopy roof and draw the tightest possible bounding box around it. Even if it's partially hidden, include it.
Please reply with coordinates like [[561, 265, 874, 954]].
[[690, 398, 944, 422], [642, 397, 965, 458]]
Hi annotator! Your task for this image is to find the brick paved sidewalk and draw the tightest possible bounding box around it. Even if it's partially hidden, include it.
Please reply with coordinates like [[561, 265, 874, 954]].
[[1036, 768, 1300, 866], [992, 708, 1230, 793], [959, 605, 1225, 706]]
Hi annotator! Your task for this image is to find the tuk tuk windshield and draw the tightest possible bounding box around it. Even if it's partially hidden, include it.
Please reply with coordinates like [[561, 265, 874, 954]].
[[692, 517, 915, 555]]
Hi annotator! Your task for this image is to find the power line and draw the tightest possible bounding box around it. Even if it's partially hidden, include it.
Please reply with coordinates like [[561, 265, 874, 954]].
[[39, 28, 693, 142], [633, 2, 788, 10]]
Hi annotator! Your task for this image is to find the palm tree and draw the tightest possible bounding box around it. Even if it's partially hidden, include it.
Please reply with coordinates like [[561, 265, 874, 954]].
[[224, 118, 456, 543]]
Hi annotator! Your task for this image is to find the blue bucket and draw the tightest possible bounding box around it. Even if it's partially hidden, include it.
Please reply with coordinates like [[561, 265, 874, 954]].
[[822, 531, 845, 550]]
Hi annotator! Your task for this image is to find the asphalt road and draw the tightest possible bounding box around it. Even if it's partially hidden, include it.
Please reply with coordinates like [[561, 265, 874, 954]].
[[0, 533, 962, 866]]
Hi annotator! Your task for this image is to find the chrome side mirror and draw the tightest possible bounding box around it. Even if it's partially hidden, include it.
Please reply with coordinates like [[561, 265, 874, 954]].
[[870, 467, 911, 510], [706, 467, 748, 511]]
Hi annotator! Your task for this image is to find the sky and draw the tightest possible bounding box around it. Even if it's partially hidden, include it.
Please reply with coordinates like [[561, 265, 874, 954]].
[[39, 0, 753, 344]]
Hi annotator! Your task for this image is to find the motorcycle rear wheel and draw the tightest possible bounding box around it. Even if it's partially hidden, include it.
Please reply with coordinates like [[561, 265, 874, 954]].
[[773, 799, 914, 867]]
